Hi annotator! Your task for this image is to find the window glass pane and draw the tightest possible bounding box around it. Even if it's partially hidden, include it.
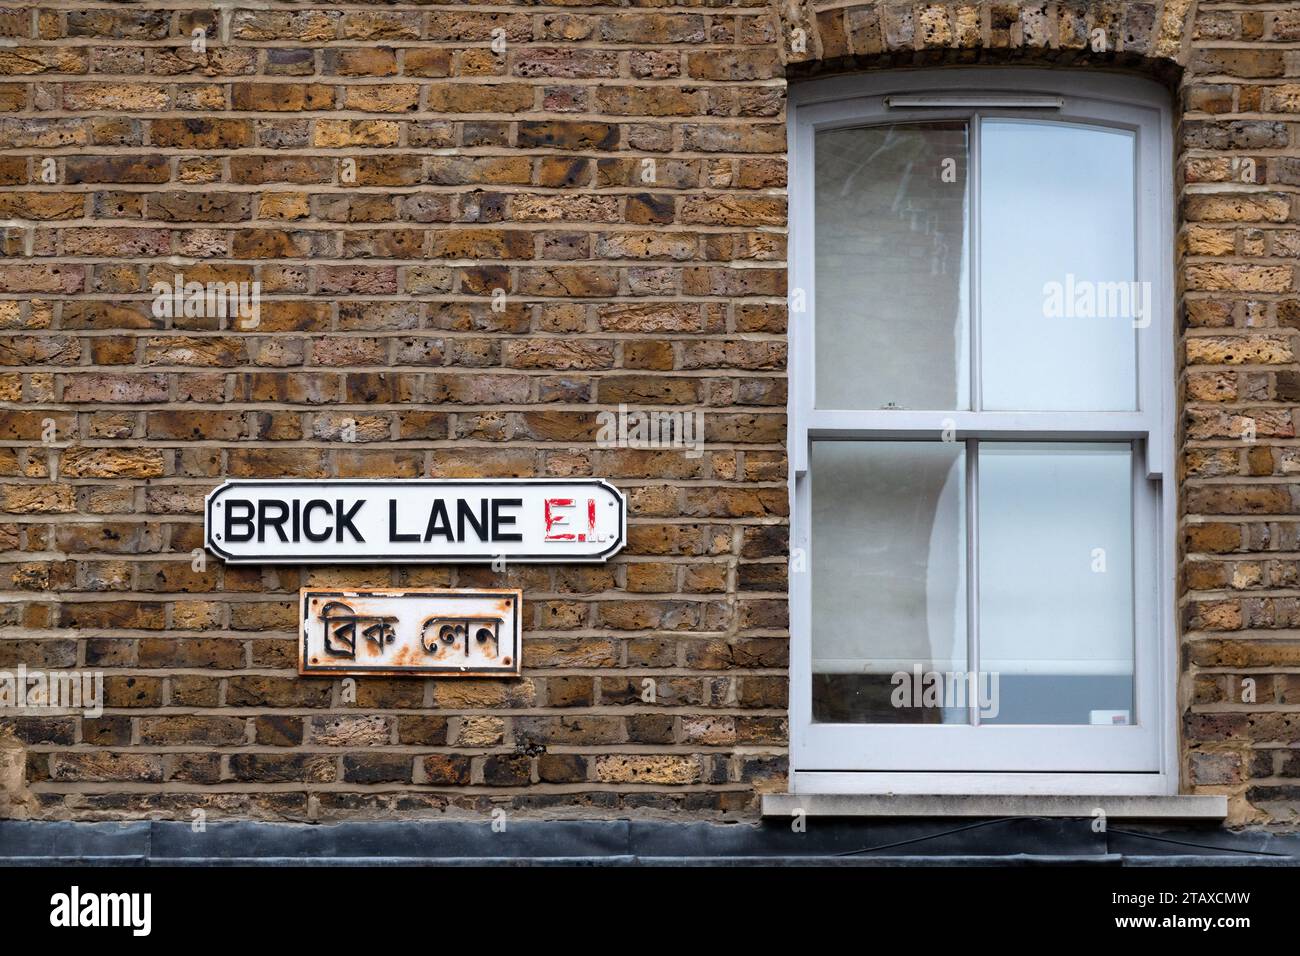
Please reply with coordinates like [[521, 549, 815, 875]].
[[815, 123, 970, 411], [980, 120, 1138, 411], [977, 442, 1135, 725], [811, 441, 967, 723]]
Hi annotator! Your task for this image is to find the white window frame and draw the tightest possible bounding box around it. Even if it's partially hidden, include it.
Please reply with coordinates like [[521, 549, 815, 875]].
[[787, 69, 1177, 796]]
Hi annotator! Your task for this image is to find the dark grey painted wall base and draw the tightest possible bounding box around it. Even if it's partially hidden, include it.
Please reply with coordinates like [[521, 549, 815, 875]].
[[1, 818, 1299, 866]]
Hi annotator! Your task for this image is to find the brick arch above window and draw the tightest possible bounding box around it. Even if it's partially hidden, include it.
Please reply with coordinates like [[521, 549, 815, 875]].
[[773, 0, 1199, 75]]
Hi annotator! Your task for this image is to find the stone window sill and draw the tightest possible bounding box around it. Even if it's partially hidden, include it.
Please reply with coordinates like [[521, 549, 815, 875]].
[[760, 793, 1228, 821]]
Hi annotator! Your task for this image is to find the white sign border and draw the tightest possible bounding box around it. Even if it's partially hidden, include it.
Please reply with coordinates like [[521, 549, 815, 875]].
[[204, 478, 627, 565]]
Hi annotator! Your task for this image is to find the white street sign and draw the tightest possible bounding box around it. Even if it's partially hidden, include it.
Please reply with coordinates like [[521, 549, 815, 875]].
[[205, 479, 626, 564]]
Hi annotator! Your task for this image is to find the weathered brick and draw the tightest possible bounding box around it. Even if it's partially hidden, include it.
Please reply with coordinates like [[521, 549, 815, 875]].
[[0, 0, 1290, 831]]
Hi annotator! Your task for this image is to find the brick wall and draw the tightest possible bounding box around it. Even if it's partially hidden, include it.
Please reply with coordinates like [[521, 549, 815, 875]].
[[0, 0, 1297, 826], [1175, 4, 1300, 827], [0, 0, 791, 823]]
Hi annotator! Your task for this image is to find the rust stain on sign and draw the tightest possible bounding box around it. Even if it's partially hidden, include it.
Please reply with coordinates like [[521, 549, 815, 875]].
[[299, 588, 522, 678]]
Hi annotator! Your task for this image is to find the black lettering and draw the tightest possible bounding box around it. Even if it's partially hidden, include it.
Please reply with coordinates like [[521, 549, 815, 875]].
[[457, 498, 489, 542], [258, 500, 290, 543], [389, 499, 419, 542], [225, 500, 255, 542], [335, 499, 365, 543], [423, 500, 452, 541], [491, 498, 522, 542], [303, 499, 332, 543]]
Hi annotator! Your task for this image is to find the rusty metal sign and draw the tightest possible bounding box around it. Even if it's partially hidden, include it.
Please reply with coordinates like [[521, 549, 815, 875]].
[[299, 588, 522, 677]]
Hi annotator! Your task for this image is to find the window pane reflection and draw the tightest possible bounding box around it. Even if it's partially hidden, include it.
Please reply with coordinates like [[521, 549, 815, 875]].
[[811, 441, 967, 723], [977, 442, 1135, 725], [980, 121, 1138, 411], [815, 123, 970, 411]]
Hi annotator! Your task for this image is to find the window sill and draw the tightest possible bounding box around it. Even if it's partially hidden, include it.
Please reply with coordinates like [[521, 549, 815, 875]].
[[761, 793, 1227, 821]]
